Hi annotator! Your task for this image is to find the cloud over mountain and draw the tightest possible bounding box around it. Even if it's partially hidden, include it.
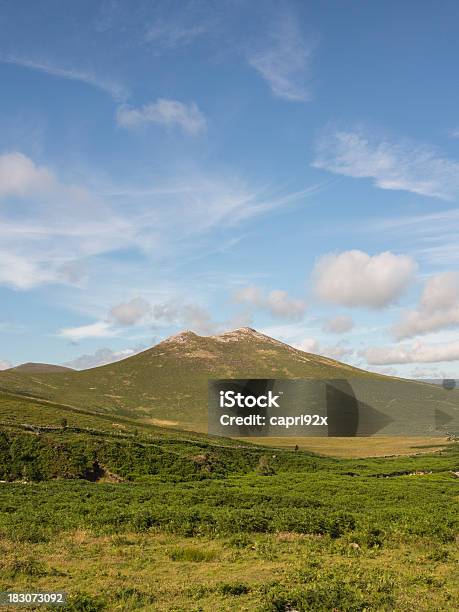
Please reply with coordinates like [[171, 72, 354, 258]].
[[322, 315, 354, 334], [313, 250, 416, 309], [234, 286, 306, 321], [363, 340, 459, 365], [393, 272, 459, 339]]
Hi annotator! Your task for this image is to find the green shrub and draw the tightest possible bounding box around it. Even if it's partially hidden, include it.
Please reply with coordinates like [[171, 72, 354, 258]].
[[257, 455, 276, 476], [1, 557, 47, 578], [226, 534, 253, 548], [64, 593, 106, 611], [219, 582, 251, 596], [427, 548, 449, 562], [168, 546, 217, 562], [113, 587, 156, 606]]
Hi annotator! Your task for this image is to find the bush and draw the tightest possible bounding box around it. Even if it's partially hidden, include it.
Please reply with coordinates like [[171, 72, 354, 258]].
[[1, 557, 47, 578], [168, 547, 217, 562], [226, 534, 253, 548], [257, 455, 276, 476], [219, 582, 251, 596], [64, 593, 106, 611]]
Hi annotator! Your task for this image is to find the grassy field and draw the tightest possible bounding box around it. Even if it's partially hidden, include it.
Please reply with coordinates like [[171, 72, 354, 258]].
[[1, 526, 458, 611], [0, 450, 458, 611], [0, 379, 458, 610], [243, 436, 453, 457]]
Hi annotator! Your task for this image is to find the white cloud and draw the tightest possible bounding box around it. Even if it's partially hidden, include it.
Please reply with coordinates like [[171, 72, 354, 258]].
[[267, 290, 306, 320], [296, 338, 319, 353], [180, 303, 218, 335], [248, 13, 313, 102], [116, 99, 206, 134], [233, 285, 306, 321], [362, 340, 459, 364], [110, 297, 151, 326], [0, 360, 11, 370], [313, 250, 417, 309], [366, 365, 399, 376], [64, 345, 146, 370], [0, 253, 56, 290], [59, 296, 251, 343], [295, 337, 353, 361], [313, 129, 459, 200], [0, 152, 54, 197], [322, 314, 354, 334], [1, 55, 127, 101], [449, 128, 459, 139], [151, 300, 252, 336], [410, 366, 448, 379], [393, 272, 459, 339], [419, 271, 459, 311], [59, 321, 118, 342]]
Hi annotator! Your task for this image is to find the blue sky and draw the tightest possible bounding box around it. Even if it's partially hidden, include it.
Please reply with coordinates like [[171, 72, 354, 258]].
[[1, 0, 459, 376]]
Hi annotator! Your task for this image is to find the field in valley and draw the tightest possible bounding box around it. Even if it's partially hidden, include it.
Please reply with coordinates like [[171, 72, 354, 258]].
[[243, 436, 453, 458]]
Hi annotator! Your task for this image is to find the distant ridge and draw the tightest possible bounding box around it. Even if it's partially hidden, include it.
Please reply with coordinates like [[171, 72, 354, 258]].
[[10, 362, 74, 373]]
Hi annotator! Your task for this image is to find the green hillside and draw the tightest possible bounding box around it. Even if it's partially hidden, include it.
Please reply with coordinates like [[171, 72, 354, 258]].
[[0, 328, 373, 430]]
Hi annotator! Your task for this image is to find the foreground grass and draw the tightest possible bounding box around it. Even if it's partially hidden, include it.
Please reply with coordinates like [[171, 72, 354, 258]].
[[0, 527, 457, 611], [0, 451, 458, 611]]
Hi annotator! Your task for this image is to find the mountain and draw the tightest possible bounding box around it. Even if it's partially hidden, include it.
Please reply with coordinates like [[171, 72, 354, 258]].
[[0, 327, 371, 430], [9, 362, 74, 373]]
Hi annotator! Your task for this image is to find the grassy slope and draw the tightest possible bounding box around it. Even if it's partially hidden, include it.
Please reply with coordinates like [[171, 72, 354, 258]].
[[0, 328, 380, 430]]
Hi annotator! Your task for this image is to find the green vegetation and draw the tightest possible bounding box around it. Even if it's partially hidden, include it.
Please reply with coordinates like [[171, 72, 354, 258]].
[[0, 391, 458, 609]]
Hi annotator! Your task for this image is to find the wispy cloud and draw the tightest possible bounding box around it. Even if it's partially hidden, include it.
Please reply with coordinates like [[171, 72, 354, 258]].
[[322, 315, 354, 334], [1, 55, 128, 101], [313, 128, 459, 200], [0, 151, 320, 291], [59, 321, 119, 342], [247, 12, 314, 102], [362, 339, 459, 364], [64, 345, 146, 370], [109, 297, 151, 326], [144, 19, 209, 50], [59, 295, 252, 342], [116, 99, 206, 134], [295, 338, 354, 362], [363, 208, 459, 265]]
